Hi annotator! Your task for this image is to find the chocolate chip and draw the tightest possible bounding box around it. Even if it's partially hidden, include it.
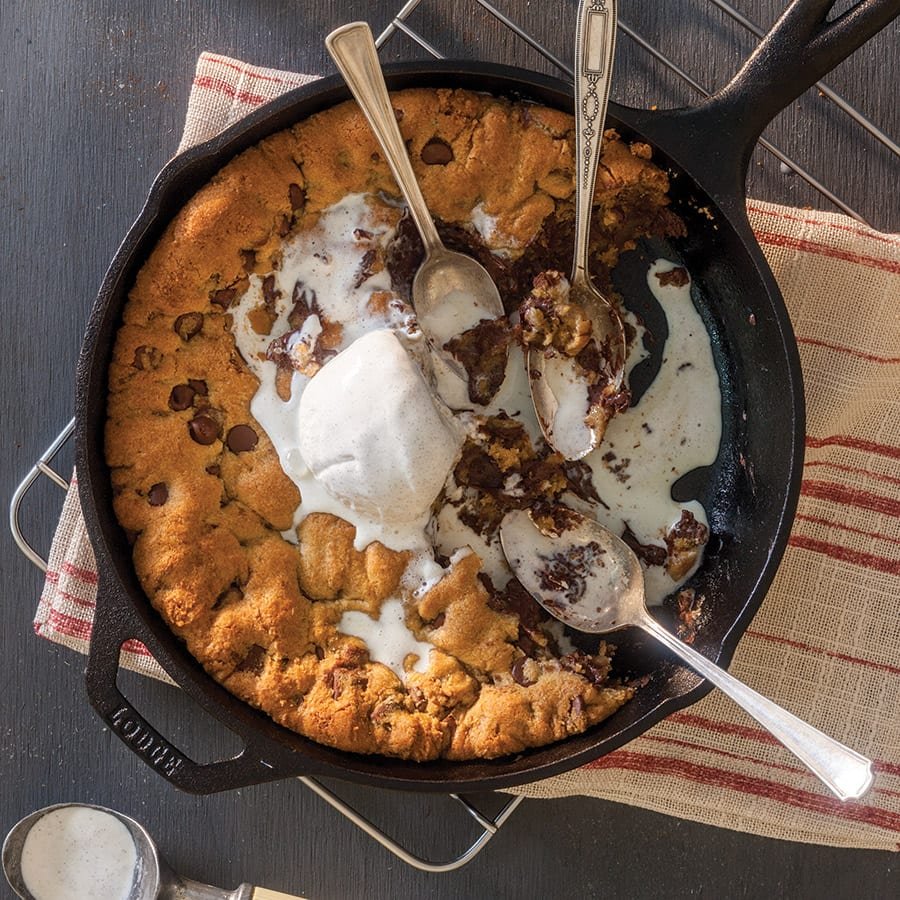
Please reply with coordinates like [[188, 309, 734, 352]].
[[384, 210, 425, 301], [536, 540, 605, 603], [168, 384, 195, 411], [515, 626, 539, 658], [235, 644, 266, 675], [277, 215, 291, 237], [563, 459, 603, 505], [622, 525, 667, 567], [421, 138, 453, 165], [289, 183, 306, 210], [313, 644, 325, 661], [205, 464, 221, 477], [325, 666, 369, 700], [570, 695, 585, 717], [262, 274, 280, 311], [147, 482, 168, 506], [226, 424, 258, 453], [511, 657, 536, 687], [430, 612, 446, 629], [325, 669, 342, 700], [655, 266, 689, 287], [478, 571, 498, 595], [392, 107, 404, 122], [240, 248, 257, 272], [353, 248, 377, 289], [491, 578, 546, 632], [210, 287, 237, 309], [354, 228, 373, 241], [289, 281, 317, 327], [444, 317, 512, 406], [173, 312, 203, 341], [454, 445, 504, 489], [371, 698, 401, 724], [188, 415, 221, 445], [561, 650, 609, 687], [409, 685, 427, 712], [188, 378, 208, 396], [132, 345, 161, 370]]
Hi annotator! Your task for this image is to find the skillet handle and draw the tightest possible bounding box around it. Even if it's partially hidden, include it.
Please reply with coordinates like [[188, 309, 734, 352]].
[[714, 0, 900, 148], [84, 573, 298, 793], [622, 0, 900, 210]]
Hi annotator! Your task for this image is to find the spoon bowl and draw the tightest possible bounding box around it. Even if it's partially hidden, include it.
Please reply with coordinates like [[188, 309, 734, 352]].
[[499, 506, 645, 634], [412, 245, 506, 348], [500, 506, 875, 802]]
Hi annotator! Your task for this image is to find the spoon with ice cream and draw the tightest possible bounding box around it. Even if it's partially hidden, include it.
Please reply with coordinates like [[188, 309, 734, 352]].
[[526, 0, 628, 460], [2, 803, 304, 900], [326, 22, 505, 362], [499, 506, 875, 801]]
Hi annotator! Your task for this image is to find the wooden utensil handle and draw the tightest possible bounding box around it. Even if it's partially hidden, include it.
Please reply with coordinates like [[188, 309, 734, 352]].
[[251, 888, 308, 900]]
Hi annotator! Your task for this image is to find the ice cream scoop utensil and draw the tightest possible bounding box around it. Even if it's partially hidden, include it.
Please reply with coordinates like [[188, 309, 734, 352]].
[[499, 507, 875, 801], [326, 22, 505, 356], [528, 0, 628, 460], [3, 803, 304, 900]]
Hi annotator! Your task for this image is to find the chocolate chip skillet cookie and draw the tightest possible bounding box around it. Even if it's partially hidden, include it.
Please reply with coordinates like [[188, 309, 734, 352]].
[[106, 87, 693, 761]]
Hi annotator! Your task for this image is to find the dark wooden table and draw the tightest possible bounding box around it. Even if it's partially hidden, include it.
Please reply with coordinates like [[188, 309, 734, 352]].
[[2, 2, 898, 897]]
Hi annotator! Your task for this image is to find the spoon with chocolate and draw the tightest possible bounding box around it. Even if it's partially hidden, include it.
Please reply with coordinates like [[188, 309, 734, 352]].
[[499, 506, 875, 801], [526, 0, 628, 460], [326, 22, 505, 365]]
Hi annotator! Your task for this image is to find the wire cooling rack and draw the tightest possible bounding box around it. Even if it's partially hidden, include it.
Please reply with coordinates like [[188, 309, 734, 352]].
[[10, 0, 899, 873]]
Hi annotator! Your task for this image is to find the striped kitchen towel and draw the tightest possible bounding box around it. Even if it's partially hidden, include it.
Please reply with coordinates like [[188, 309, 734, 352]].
[[34, 53, 900, 851]]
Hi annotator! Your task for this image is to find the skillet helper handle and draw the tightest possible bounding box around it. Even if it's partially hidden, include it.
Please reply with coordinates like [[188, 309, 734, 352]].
[[715, 0, 900, 151], [84, 573, 288, 794], [636, 611, 875, 802]]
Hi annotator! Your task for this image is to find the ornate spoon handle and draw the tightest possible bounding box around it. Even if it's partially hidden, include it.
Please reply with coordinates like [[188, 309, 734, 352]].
[[572, 0, 617, 287], [637, 610, 875, 801]]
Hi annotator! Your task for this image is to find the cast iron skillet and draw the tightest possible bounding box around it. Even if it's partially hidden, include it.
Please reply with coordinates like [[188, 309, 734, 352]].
[[76, 0, 899, 793]]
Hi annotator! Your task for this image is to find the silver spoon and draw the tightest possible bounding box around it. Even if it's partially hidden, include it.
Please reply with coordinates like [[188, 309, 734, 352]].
[[528, 0, 627, 460], [3, 803, 303, 900], [499, 507, 875, 801], [326, 22, 505, 358]]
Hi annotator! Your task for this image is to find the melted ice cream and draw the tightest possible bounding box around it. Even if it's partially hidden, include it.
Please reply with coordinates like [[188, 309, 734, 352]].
[[424, 287, 491, 347], [230, 188, 722, 624], [231, 194, 443, 552], [584, 259, 722, 600], [339, 597, 433, 678]]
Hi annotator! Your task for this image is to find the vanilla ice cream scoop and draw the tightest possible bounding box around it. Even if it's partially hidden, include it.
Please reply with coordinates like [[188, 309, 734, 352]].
[[297, 329, 460, 523]]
